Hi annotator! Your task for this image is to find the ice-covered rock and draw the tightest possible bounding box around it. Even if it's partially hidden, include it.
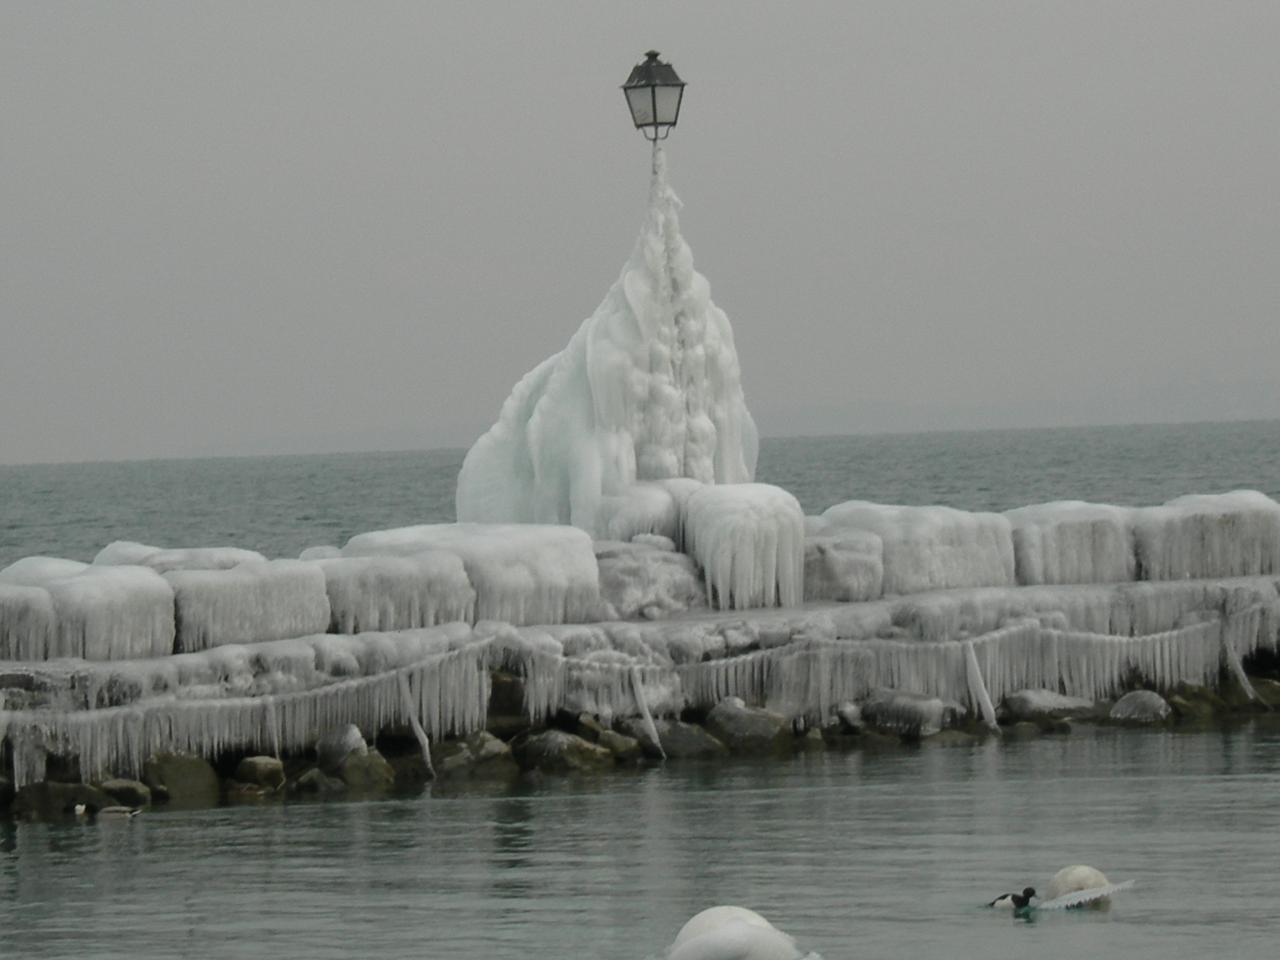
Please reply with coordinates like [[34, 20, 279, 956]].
[[803, 531, 884, 601], [1135, 491, 1280, 580], [455, 147, 758, 537], [683, 484, 805, 610], [0, 557, 90, 586], [818, 502, 1015, 595], [299, 545, 342, 561], [316, 553, 476, 633], [860, 689, 963, 739], [1005, 501, 1136, 585], [0, 585, 56, 661], [315, 723, 368, 774], [1003, 688, 1096, 722], [704, 697, 792, 753], [343, 523, 599, 626], [594, 538, 705, 620], [1109, 689, 1171, 723], [165, 560, 330, 652]]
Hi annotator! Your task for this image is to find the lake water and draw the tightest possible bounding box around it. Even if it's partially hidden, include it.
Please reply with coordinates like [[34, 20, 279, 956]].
[[3, 420, 1280, 958], [3, 723, 1279, 959]]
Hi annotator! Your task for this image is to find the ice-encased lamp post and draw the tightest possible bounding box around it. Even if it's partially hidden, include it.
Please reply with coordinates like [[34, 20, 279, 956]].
[[622, 50, 686, 141]]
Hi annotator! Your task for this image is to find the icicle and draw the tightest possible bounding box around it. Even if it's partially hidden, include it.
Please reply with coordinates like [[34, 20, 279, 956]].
[[629, 664, 664, 759], [398, 670, 436, 779], [963, 639, 999, 730]]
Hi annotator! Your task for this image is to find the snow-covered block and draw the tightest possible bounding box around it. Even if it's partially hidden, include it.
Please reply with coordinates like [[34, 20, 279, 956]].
[[165, 560, 331, 652], [46, 566, 176, 660], [0, 556, 90, 586], [1134, 491, 1280, 580], [94, 541, 267, 573], [0, 584, 56, 660], [343, 523, 600, 626], [682, 484, 804, 610], [803, 531, 884, 602], [1005, 501, 1136, 585], [315, 552, 476, 633], [595, 538, 706, 620], [455, 147, 758, 536], [819, 502, 1015, 595]]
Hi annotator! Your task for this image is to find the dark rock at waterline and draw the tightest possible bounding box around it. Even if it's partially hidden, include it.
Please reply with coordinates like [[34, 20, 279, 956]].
[[597, 729, 643, 762], [144, 753, 220, 807], [337, 748, 395, 792], [234, 756, 285, 790], [1002, 721, 1042, 740], [510, 729, 615, 774], [485, 671, 530, 739], [704, 698, 793, 754], [1109, 690, 1172, 724], [98, 778, 151, 808], [1, 776, 15, 809], [923, 729, 980, 747], [619, 717, 729, 759], [13, 781, 115, 821], [292, 767, 346, 796], [430, 731, 520, 780]]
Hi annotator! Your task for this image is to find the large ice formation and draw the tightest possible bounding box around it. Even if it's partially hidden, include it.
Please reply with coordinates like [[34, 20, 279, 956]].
[[668, 906, 802, 960], [455, 147, 758, 537]]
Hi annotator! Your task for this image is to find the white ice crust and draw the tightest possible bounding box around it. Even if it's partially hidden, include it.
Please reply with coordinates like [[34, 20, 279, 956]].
[[316, 552, 475, 633], [95, 540, 267, 573], [456, 148, 758, 537], [343, 523, 600, 626], [1005, 501, 1136, 585]]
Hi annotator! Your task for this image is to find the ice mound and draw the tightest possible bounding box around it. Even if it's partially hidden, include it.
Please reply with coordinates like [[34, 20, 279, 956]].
[[1134, 491, 1280, 580], [315, 552, 476, 633], [95, 540, 267, 572], [455, 147, 757, 537], [816, 502, 1015, 595], [683, 484, 805, 610], [594, 538, 706, 620], [343, 523, 600, 625], [0, 560, 174, 661], [166, 560, 330, 652], [1005, 501, 1136, 585]]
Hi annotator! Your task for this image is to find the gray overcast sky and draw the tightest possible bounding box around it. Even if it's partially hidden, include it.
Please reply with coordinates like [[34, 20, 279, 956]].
[[1, 1, 1277, 465]]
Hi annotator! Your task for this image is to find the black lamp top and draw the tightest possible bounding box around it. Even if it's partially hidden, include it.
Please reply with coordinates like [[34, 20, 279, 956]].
[[622, 50, 685, 89]]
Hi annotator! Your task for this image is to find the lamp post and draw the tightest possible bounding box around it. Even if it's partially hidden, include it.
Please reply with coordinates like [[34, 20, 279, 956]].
[[622, 50, 686, 142]]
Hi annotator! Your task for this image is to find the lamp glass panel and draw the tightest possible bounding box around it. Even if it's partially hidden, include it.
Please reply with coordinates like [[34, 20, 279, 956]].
[[626, 86, 655, 126], [653, 85, 683, 126]]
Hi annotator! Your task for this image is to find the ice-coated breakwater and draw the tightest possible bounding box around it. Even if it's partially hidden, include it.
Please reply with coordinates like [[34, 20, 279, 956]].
[[2, 487, 1279, 793]]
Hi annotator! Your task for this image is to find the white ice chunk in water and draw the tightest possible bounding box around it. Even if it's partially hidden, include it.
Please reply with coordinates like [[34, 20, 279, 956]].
[[343, 523, 600, 626], [456, 147, 757, 536], [683, 484, 805, 610]]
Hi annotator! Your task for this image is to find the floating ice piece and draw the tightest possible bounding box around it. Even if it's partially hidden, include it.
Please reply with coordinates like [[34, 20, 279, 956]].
[[819, 502, 1015, 595], [1040, 865, 1133, 909], [669, 906, 802, 960], [94, 541, 266, 572], [166, 560, 330, 652], [1005, 501, 1136, 585], [315, 553, 475, 633], [683, 484, 805, 610], [343, 523, 600, 626], [803, 531, 884, 602], [1135, 491, 1280, 580], [456, 147, 758, 537]]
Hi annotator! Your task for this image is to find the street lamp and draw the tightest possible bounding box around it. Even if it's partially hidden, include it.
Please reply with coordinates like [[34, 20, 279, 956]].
[[622, 50, 686, 141]]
